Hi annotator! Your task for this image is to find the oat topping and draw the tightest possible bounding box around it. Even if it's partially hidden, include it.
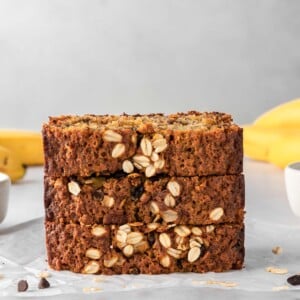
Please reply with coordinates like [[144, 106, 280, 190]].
[[86, 248, 101, 260], [126, 232, 144, 245], [160, 255, 171, 268], [111, 143, 125, 158], [188, 246, 201, 263], [104, 256, 118, 268], [161, 210, 178, 223], [68, 181, 81, 196], [167, 181, 181, 197], [164, 194, 176, 208], [159, 233, 172, 248], [122, 160, 134, 173], [191, 227, 202, 236], [209, 207, 224, 221], [91, 225, 107, 237], [140, 137, 153, 156], [103, 130, 122, 142], [83, 261, 100, 274]]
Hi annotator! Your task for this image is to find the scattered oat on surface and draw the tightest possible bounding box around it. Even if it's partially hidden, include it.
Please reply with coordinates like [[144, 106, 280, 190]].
[[272, 285, 289, 291], [83, 287, 102, 293], [192, 280, 238, 288], [272, 246, 283, 255], [36, 271, 51, 278], [265, 266, 288, 275], [92, 276, 106, 283]]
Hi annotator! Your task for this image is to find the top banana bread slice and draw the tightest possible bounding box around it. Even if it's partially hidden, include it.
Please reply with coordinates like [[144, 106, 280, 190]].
[[42, 111, 243, 177]]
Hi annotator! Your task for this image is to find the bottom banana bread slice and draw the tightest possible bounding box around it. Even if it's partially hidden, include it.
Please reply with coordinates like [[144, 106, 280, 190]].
[[45, 222, 244, 274]]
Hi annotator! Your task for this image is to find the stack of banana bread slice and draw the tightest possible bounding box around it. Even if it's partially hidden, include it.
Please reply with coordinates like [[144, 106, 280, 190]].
[[42, 112, 244, 275]]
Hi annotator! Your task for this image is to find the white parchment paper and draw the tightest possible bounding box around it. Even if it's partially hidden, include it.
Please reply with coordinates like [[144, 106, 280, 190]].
[[0, 217, 300, 297]]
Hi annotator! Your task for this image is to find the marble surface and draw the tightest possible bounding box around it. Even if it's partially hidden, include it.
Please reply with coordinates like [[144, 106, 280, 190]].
[[0, 159, 300, 299]]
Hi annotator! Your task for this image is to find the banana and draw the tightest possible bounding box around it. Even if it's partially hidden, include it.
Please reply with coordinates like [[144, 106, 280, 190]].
[[243, 125, 300, 167], [254, 98, 300, 128], [0, 145, 26, 182], [268, 137, 300, 168], [243, 141, 268, 162], [0, 130, 43, 165]]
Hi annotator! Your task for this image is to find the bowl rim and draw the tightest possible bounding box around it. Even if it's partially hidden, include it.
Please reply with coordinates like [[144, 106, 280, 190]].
[[285, 161, 300, 171], [0, 172, 10, 183]]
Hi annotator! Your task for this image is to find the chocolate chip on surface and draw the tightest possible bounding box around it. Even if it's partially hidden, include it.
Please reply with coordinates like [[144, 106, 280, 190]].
[[38, 277, 50, 289], [287, 274, 300, 286], [17, 280, 28, 292]]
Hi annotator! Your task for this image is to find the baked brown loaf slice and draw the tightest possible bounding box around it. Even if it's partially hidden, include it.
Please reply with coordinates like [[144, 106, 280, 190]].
[[45, 221, 244, 274], [45, 174, 244, 225], [42, 112, 243, 177]]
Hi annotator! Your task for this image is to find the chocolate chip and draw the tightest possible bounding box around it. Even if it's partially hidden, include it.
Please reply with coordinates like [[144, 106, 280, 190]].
[[129, 267, 140, 275], [17, 280, 28, 292], [147, 232, 155, 247], [176, 259, 183, 269], [131, 185, 144, 199], [38, 277, 50, 289], [93, 189, 104, 200], [113, 171, 126, 178], [287, 274, 300, 286]]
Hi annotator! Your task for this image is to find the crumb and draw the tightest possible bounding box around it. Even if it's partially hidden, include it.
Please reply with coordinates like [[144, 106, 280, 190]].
[[272, 246, 283, 255], [265, 266, 288, 275]]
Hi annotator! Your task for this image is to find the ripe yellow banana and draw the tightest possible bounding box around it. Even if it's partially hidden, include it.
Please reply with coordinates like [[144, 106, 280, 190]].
[[254, 98, 300, 128], [243, 125, 300, 167], [0, 145, 26, 182], [268, 138, 300, 168], [0, 130, 43, 165]]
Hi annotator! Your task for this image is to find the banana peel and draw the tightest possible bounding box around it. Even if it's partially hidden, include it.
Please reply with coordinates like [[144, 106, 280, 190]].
[[268, 138, 300, 168], [0, 145, 26, 182], [0, 130, 44, 165], [254, 98, 300, 128], [243, 98, 300, 168]]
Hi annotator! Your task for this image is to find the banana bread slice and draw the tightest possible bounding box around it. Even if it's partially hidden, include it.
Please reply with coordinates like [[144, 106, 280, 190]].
[[45, 221, 244, 274], [42, 112, 243, 177], [45, 174, 244, 225]]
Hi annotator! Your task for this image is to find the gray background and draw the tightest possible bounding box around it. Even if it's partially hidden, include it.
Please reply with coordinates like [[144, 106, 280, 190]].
[[0, 0, 300, 130]]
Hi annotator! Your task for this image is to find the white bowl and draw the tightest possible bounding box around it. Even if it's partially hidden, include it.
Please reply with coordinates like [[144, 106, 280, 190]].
[[0, 172, 10, 223], [285, 162, 300, 217]]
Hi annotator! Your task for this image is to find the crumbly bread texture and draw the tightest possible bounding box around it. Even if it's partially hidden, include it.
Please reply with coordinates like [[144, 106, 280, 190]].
[[45, 174, 244, 225], [45, 222, 244, 274], [42, 112, 243, 177]]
